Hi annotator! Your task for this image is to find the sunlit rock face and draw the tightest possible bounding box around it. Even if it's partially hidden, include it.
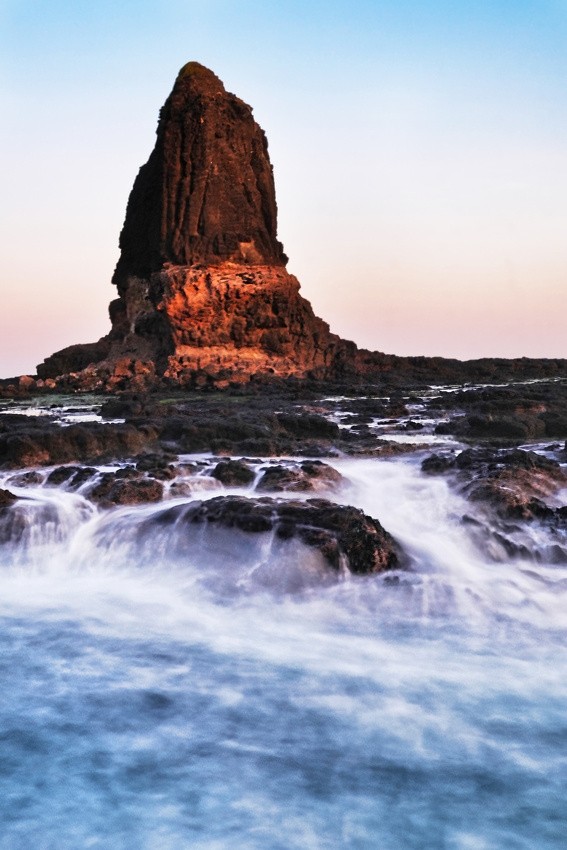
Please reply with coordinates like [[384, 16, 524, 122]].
[[103, 62, 359, 384], [38, 61, 357, 387], [109, 263, 344, 386]]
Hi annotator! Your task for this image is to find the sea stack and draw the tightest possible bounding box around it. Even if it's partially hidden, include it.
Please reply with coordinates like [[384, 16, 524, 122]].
[[113, 62, 288, 285], [38, 62, 358, 390], [32, 62, 567, 392]]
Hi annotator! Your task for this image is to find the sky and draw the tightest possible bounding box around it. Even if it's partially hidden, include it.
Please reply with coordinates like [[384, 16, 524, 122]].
[[1, 0, 566, 377]]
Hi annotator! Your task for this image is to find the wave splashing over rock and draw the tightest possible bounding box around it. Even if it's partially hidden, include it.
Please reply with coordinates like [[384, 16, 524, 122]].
[[0, 444, 566, 847]]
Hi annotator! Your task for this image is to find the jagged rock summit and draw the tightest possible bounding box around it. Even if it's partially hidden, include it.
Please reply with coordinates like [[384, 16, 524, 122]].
[[38, 62, 358, 390]]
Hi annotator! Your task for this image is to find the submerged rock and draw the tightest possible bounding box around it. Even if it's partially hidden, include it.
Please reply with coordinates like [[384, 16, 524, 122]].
[[421, 454, 455, 475], [46, 466, 78, 486], [6, 470, 45, 487], [457, 448, 566, 521], [422, 445, 567, 563], [423, 446, 566, 521]]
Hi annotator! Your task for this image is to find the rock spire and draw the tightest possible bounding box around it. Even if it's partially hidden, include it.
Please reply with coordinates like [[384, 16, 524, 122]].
[[33, 62, 567, 391], [37, 62, 377, 389], [112, 62, 287, 295]]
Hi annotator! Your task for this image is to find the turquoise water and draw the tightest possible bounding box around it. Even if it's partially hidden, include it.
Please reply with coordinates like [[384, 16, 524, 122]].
[[0, 457, 566, 848]]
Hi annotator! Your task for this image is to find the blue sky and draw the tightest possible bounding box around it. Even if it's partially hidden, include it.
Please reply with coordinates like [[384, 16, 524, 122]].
[[1, 0, 566, 376]]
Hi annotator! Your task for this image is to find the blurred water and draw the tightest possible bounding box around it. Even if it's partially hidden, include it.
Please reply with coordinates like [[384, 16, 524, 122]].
[[0, 456, 566, 848]]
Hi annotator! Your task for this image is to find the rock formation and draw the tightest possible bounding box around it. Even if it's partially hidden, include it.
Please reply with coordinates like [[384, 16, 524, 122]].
[[113, 62, 288, 286], [33, 61, 567, 393], [37, 62, 351, 390]]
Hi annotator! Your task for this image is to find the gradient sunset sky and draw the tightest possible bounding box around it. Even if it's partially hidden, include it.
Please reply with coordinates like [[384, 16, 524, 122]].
[[1, 0, 566, 377]]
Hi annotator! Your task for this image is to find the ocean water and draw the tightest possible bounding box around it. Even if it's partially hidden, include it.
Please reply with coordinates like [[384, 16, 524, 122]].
[[0, 453, 566, 848]]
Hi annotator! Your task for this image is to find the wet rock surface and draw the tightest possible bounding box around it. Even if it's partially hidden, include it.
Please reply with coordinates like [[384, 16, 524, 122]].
[[432, 382, 567, 442], [211, 460, 255, 487], [2, 382, 567, 474], [152, 495, 402, 575], [422, 447, 567, 521], [1, 381, 566, 576], [0, 390, 424, 468], [7, 470, 45, 487], [0, 488, 18, 508], [256, 460, 344, 493], [88, 472, 164, 507], [421, 444, 567, 563]]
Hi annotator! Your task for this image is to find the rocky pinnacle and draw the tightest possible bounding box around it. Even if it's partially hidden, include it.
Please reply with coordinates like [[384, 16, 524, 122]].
[[112, 62, 288, 296], [37, 63, 563, 390]]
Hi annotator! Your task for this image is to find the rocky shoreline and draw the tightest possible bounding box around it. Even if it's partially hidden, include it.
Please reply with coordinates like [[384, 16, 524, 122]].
[[0, 378, 565, 579]]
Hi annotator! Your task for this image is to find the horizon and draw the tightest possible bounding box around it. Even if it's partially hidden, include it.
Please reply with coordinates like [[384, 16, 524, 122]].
[[1, 0, 566, 378]]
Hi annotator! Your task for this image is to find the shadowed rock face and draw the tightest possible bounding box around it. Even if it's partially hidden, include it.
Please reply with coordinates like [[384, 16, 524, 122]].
[[112, 62, 287, 296]]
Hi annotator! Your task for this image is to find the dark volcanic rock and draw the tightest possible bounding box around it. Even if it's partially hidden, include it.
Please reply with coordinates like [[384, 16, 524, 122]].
[[423, 445, 567, 522], [0, 488, 18, 508], [211, 460, 255, 487], [100, 398, 144, 419], [46, 466, 77, 486], [463, 455, 565, 521], [37, 62, 349, 386], [68, 467, 98, 489], [433, 383, 567, 441], [256, 460, 344, 493], [421, 454, 455, 475], [0, 422, 160, 469], [422, 444, 567, 562], [7, 470, 45, 487], [30, 464, 97, 490], [276, 413, 339, 440], [89, 474, 164, 507], [113, 62, 287, 291], [173, 495, 401, 575], [37, 340, 111, 381]]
